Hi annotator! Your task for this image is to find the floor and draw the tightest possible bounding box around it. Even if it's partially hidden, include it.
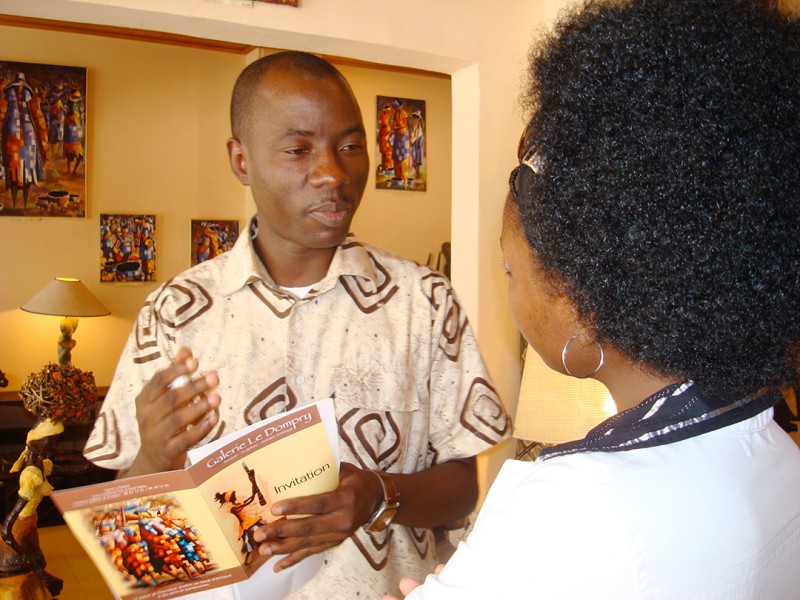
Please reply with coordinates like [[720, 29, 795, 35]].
[[38, 524, 112, 599]]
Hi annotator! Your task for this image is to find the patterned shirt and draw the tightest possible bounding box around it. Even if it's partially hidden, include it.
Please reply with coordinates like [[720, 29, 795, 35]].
[[84, 219, 511, 598]]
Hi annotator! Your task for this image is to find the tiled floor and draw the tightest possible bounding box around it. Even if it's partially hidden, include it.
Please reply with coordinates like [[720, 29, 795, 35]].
[[38, 524, 112, 599]]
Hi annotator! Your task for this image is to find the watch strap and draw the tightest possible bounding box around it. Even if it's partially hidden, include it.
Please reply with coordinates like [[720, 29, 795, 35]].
[[370, 469, 400, 507], [363, 469, 400, 531]]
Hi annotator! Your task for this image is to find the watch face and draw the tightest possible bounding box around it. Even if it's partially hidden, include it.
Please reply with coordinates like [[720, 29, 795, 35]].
[[378, 507, 398, 527], [367, 506, 398, 532]]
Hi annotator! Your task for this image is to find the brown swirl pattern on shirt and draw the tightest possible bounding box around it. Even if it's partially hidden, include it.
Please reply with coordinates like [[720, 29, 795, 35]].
[[132, 280, 213, 362], [157, 280, 213, 329], [250, 281, 294, 318], [339, 408, 402, 471], [244, 378, 298, 424], [409, 526, 433, 559], [424, 273, 466, 362], [83, 410, 122, 461], [340, 253, 399, 313], [133, 299, 161, 362], [351, 528, 394, 570], [460, 377, 511, 444]]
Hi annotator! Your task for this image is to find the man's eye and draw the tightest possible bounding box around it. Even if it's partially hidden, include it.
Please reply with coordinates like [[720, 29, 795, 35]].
[[340, 142, 364, 152], [285, 147, 307, 156]]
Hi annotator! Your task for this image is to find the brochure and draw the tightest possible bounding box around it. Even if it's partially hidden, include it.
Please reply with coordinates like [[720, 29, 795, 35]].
[[51, 398, 339, 600]]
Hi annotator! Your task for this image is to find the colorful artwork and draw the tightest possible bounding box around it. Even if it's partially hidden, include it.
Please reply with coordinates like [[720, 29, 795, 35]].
[[212, 462, 279, 567], [191, 219, 240, 266], [100, 214, 156, 283], [84, 495, 214, 592], [0, 60, 87, 217], [376, 96, 426, 192]]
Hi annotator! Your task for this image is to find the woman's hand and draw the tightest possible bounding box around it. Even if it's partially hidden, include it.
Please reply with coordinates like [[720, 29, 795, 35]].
[[382, 564, 444, 599]]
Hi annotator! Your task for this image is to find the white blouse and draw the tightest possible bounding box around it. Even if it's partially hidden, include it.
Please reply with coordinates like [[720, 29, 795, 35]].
[[408, 408, 800, 599]]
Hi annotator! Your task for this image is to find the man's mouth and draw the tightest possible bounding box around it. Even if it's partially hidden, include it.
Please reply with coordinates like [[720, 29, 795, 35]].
[[310, 202, 352, 227]]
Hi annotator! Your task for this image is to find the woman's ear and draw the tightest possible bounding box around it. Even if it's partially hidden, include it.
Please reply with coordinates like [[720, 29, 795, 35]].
[[227, 138, 249, 185]]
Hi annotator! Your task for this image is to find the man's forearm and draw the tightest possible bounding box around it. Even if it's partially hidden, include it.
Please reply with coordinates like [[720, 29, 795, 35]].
[[388, 457, 478, 529]]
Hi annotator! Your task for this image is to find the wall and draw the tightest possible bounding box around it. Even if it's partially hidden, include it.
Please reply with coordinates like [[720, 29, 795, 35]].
[[0, 24, 453, 392]]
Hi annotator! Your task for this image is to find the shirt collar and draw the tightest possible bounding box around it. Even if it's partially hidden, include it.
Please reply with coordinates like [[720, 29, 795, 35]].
[[218, 216, 378, 298]]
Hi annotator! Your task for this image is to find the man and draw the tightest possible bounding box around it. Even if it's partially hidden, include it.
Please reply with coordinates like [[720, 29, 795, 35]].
[[83, 51, 510, 599]]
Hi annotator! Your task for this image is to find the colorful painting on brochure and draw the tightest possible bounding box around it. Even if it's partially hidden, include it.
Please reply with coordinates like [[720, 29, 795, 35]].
[[190, 219, 240, 266], [71, 493, 225, 596], [100, 214, 156, 283], [375, 95, 426, 192], [0, 60, 87, 217]]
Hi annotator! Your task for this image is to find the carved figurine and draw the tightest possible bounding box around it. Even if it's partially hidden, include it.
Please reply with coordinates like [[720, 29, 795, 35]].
[[0, 363, 96, 599], [0, 419, 65, 599]]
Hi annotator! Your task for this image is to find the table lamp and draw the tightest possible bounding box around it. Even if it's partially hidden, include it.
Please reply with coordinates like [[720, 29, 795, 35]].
[[21, 277, 110, 365], [514, 344, 616, 461]]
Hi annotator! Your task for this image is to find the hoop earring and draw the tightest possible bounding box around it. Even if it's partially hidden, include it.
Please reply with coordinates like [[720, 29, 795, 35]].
[[561, 334, 604, 379]]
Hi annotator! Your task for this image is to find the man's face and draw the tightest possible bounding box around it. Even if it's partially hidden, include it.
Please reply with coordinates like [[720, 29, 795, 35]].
[[227, 69, 369, 255]]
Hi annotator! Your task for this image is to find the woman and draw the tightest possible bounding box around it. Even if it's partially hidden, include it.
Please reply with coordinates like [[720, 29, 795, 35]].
[[389, 0, 800, 597]]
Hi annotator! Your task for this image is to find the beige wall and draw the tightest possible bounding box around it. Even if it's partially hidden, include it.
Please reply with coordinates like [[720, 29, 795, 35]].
[[0, 25, 453, 391]]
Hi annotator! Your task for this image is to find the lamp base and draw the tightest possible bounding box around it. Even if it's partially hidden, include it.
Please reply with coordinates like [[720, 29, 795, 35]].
[[57, 317, 78, 366]]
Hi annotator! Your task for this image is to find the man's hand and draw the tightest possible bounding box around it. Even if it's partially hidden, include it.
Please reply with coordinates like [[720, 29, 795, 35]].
[[122, 347, 220, 477], [253, 462, 382, 572], [253, 457, 477, 572]]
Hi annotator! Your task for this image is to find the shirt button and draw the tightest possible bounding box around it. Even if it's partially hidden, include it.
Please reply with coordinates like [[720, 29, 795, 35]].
[[296, 376, 305, 384]]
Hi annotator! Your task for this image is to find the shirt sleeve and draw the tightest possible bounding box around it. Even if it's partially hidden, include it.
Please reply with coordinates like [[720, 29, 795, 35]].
[[83, 284, 178, 471], [424, 275, 511, 464]]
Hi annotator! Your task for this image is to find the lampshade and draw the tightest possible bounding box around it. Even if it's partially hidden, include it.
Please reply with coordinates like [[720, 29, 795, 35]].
[[514, 344, 616, 444], [21, 277, 110, 318]]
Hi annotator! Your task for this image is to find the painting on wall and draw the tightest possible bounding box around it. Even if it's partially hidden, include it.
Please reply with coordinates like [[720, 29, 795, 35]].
[[376, 96, 426, 192], [100, 214, 156, 283], [190, 219, 240, 266], [0, 60, 87, 217]]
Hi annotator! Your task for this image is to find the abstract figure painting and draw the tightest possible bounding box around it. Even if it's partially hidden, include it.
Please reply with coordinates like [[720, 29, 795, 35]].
[[375, 96, 426, 192], [100, 214, 156, 283], [191, 219, 240, 266], [0, 60, 87, 217]]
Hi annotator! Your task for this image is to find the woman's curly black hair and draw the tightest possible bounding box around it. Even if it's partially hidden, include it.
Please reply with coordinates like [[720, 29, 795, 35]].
[[516, 0, 800, 399]]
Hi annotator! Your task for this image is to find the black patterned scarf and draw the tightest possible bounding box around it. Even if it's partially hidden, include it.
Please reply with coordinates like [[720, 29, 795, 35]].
[[539, 380, 781, 461]]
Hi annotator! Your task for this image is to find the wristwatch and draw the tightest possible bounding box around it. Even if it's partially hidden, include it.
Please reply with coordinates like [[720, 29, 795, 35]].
[[363, 469, 400, 532]]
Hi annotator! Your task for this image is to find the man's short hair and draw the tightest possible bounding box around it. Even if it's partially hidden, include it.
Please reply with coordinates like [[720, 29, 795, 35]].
[[230, 51, 347, 140]]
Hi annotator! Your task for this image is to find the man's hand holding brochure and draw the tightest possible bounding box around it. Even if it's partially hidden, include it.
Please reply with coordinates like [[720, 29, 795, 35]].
[[52, 398, 339, 600]]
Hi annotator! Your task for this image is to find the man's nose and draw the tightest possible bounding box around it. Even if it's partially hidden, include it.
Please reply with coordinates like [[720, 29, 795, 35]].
[[309, 151, 350, 188]]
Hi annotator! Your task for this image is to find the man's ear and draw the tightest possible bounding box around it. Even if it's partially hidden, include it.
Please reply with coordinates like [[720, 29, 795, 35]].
[[227, 138, 249, 185]]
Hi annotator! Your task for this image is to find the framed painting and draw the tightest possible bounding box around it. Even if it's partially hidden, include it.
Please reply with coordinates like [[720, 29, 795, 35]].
[[100, 214, 156, 283], [0, 60, 87, 217], [191, 219, 240, 266], [376, 96, 426, 192]]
